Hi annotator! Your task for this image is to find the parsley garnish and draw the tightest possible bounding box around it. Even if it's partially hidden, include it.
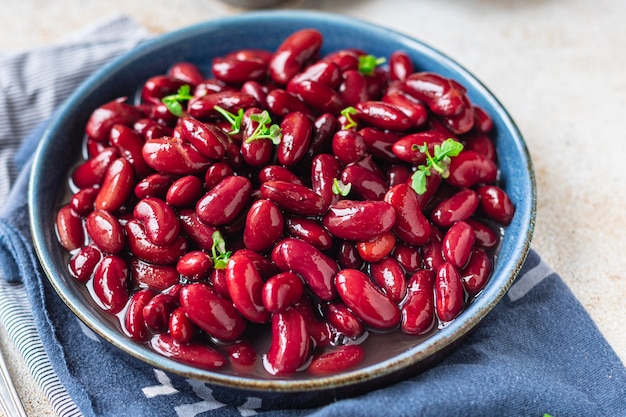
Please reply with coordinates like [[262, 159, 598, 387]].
[[410, 138, 464, 195], [162, 85, 194, 117], [210, 230, 231, 270], [245, 110, 282, 145], [358, 54, 386, 76], [340, 106, 358, 130], [213, 105, 244, 136], [331, 178, 352, 196]]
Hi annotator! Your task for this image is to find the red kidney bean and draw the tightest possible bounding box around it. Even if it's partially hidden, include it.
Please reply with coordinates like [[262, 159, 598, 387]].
[[339, 69, 369, 107], [165, 175, 203, 207], [310, 153, 342, 207], [354, 101, 412, 132], [461, 248, 492, 296], [331, 130, 366, 165], [359, 127, 403, 162], [464, 131, 497, 163], [265, 89, 315, 119], [94, 158, 134, 213], [384, 183, 431, 246], [210, 268, 231, 300], [423, 228, 445, 271], [335, 269, 401, 330], [336, 240, 364, 270], [389, 50, 414, 82], [325, 302, 364, 339], [391, 130, 448, 165], [233, 249, 280, 280], [256, 167, 298, 187], [292, 297, 332, 348], [85, 210, 125, 254], [341, 164, 387, 201], [142, 137, 212, 175], [177, 209, 217, 251], [204, 162, 234, 189], [86, 98, 144, 142], [288, 80, 346, 114], [92, 255, 129, 314], [240, 80, 268, 109], [323, 199, 396, 241], [441, 93, 475, 134], [110, 124, 152, 177], [241, 199, 284, 253], [265, 308, 310, 375], [393, 242, 422, 274], [134, 197, 180, 246], [466, 218, 499, 248], [225, 252, 269, 324], [430, 188, 479, 228], [477, 185, 515, 225], [151, 334, 226, 370], [382, 90, 428, 128], [176, 251, 213, 282], [240, 108, 275, 167], [130, 258, 180, 291], [284, 215, 332, 250], [125, 219, 188, 265], [403, 72, 465, 117], [262, 272, 304, 313], [278, 111, 312, 166], [134, 173, 174, 199], [141, 75, 187, 105], [289, 60, 342, 90], [71, 147, 119, 189], [212, 56, 267, 84], [187, 91, 258, 121], [260, 180, 327, 216], [179, 283, 246, 342], [69, 245, 102, 283], [472, 105, 494, 133], [271, 237, 339, 301], [196, 175, 252, 226], [225, 48, 273, 64], [69, 187, 98, 216], [323, 49, 361, 72], [365, 67, 388, 99], [442, 221, 476, 268], [446, 150, 498, 188], [309, 345, 365, 375], [387, 164, 412, 188], [168, 307, 198, 343], [401, 269, 436, 335], [143, 292, 178, 333], [269, 28, 323, 85], [357, 232, 396, 263], [414, 170, 443, 210], [435, 262, 465, 322], [123, 289, 154, 341], [85, 137, 108, 158], [306, 112, 338, 158], [226, 341, 258, 369], [179, 117, 231, 160], [371, 257, 407, 303], [167, 61, 205, 87], [55, 205, 85, 251]]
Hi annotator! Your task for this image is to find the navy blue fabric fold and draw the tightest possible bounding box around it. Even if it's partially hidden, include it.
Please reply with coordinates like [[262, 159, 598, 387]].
[[1, 122, 625, 417]]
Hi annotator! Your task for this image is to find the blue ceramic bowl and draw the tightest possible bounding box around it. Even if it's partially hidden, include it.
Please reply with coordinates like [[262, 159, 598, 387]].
[[29, 10, 535, 403]]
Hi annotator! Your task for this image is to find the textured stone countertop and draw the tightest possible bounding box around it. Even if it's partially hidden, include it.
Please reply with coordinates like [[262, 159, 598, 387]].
[[1, 0, 625, 415]]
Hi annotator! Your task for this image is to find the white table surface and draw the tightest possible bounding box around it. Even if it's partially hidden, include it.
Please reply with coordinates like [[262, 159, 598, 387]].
[[1, 0, 625, 415]]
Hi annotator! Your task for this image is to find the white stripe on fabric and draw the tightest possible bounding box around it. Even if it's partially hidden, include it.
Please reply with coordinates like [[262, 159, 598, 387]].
[[0, 280, 83, 417], [507, 259, 553, 302]]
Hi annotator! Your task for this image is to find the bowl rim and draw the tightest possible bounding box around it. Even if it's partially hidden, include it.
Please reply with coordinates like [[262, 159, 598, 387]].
[[29, 9, 536, 392]]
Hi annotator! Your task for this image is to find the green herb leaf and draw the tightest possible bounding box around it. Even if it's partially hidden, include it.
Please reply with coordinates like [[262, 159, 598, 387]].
[[211, 230, 231, 270], [331, 178, 352, 196], [162, 85, 194, 117], [245, 110, 282, 144], [358, 54, 386, 76], [340, 106, 358, 130], [410, 138, 464, 195], [214, 105, 244, 135]]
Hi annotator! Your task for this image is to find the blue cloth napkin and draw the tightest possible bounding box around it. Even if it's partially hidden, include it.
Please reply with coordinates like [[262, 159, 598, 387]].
[[1, 14, 625, 417]]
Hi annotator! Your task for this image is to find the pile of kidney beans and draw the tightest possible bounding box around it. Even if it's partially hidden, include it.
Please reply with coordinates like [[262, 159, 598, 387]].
[[54, 28, 515, 377]]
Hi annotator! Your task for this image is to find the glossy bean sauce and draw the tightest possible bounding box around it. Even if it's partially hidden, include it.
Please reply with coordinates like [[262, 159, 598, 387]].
[[55, 29, 514, 378]]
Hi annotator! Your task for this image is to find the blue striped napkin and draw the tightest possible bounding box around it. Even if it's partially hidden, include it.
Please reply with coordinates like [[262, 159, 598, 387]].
[[1, 13, 625, 417]]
